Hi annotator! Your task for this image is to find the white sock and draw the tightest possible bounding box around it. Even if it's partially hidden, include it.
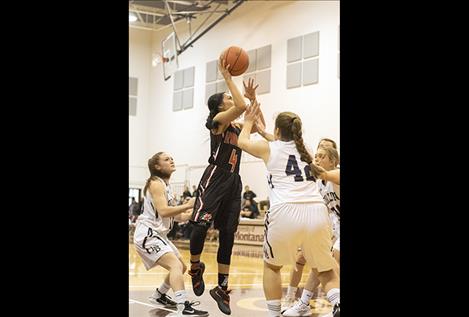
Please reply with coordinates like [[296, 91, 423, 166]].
[[300, 289, 314, 305], [266, 299, 281, 317], [286, 286, 298, 298], [158, 281, 171, 295], [326, 288, 340, 306], [174, 290, 188, 304]]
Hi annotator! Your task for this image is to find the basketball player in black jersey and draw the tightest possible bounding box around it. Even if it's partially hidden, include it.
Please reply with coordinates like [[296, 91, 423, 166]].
[[188, 58, 265, 315]]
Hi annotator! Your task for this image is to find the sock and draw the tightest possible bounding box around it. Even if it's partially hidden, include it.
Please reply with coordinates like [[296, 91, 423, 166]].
[[286, 286, 298, 298], [300, 289, 314, 305], [326, 288, 340, 306], [266, 299, 281, 317], [174, 290, 188, 304], [174, 290, 188, 314], [158, 281, 171, 295], [218, 273, 229, 290]]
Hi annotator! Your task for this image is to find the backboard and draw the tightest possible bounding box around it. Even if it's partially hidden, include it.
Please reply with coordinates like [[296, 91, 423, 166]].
[[162, 32, 178, 81]]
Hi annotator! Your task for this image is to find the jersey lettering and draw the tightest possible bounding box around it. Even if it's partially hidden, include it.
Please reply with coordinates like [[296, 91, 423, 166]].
[[267, 174, 274, 188], [285, 155, 315, 182], [285, 155, 303, 181], [228, 149, 238, 173]]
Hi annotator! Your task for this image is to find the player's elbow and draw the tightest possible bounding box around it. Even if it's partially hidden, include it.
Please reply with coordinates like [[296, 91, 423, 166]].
[[157, 208, 171, 217], [237, 138, 248, 150], [235, 102, 247, 111]]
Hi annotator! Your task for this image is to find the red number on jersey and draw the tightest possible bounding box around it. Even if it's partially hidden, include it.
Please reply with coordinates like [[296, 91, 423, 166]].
[[228, 149, 238, 173]]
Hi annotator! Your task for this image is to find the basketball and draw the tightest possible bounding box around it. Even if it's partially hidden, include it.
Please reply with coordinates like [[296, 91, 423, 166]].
[[220, 46, 249, 76]]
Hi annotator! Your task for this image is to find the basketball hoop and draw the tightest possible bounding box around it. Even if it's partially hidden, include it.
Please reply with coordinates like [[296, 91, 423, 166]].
[[152, 53, 170, 67], [161, 32, 178, 80]]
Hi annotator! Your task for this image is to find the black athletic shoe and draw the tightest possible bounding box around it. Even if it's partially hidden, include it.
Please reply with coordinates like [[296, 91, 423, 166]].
[[188, 262, 205, 296], [148, 289, 177, 308], [180, 301, 209, 316], [332, 302, 340, 317], [209, 285, 231, 315]]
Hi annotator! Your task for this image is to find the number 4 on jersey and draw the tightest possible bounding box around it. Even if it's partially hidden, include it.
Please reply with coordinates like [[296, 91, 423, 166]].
[[228, 149, 238, 173], [285, 155, 315, 182]]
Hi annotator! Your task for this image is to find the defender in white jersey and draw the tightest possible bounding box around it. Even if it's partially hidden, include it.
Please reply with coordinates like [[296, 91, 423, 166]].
[[316, 146, 340, 255], [133, 152, 208, 317], [237, 105, 340, 317], [282, 145, 341, 317], [284, 141, 341, 308]]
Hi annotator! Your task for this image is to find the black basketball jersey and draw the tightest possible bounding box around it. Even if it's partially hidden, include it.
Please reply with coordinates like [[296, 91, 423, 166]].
[[208, 123, 242, 174]]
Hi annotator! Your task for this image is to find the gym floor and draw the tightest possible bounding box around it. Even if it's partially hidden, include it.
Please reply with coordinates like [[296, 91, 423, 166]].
[[129, 241, 332, 317]]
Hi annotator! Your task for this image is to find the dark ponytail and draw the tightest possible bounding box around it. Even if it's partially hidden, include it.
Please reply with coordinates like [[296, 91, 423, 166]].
[[205, 93, 224, 130], [290, 118, 323, 179]]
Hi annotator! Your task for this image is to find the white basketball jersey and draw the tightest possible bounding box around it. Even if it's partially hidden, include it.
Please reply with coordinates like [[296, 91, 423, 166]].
[[317, 179, 340, 219], [266, 140, 324, 208], [136, 177, 175, 236]]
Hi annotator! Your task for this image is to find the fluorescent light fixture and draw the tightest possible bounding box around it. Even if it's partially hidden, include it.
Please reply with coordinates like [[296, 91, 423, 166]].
[[129, 13, 137, 22]]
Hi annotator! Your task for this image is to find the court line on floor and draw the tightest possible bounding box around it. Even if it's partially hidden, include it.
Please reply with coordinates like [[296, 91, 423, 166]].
[[129, 299, 174, 312], [130, 282, 291, 289], [236, 297, 268, 312]]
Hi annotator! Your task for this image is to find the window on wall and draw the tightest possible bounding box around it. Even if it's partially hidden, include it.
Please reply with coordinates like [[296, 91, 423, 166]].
[[286, 31, 320, 89], [205, 45, 272, 103], [173, 66, 195, 112], [205, 60, 227, 104], [129, 77, 138, 116], [242, 45, 272, 95]]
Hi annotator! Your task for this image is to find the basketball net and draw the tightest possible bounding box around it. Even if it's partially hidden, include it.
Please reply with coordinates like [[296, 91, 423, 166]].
[[152, 53, 169, 67]]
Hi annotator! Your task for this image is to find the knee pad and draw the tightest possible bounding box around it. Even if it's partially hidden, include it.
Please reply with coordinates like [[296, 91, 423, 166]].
[[217, 230, 235, 265]]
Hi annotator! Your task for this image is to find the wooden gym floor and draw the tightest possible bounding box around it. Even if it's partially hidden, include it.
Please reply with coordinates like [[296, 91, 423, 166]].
[[129, 241, 333, 317]]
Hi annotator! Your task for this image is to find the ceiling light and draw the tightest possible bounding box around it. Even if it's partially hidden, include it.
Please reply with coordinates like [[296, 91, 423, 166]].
[[129, 13, 137, 22]]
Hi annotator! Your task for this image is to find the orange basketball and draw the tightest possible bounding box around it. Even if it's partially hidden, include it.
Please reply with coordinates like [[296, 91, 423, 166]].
[[220, 46, 249, 76]]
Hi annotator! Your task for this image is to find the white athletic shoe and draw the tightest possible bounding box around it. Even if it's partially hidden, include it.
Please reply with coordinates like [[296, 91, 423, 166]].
[[283, 294, 297, 308], [282, 300, 312, 316]]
